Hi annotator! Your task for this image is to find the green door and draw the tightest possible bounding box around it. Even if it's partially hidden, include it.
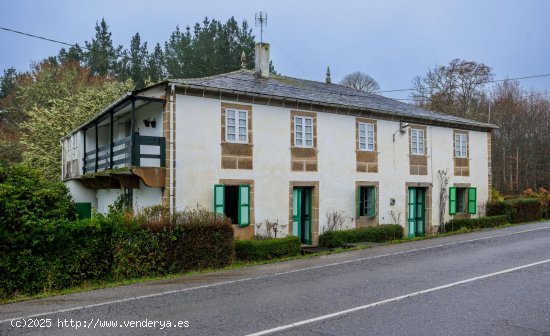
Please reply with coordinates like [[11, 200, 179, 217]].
[[292, 187, 302, 239], [407, 187, 426, 238], [292, 187, 312, 245]]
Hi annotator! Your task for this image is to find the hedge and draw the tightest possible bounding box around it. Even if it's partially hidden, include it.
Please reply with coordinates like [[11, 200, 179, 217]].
[[444, 215, 508, 232], [234, 236, 301, 261], [1, 210, 234, 299], [112, 220, 234, 279], [319, 225, 403, 248], [486, 199, 543, 223]]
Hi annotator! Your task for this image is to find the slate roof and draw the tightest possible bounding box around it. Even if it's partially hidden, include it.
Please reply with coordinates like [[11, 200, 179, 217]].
[[171, 69, 496, 131]]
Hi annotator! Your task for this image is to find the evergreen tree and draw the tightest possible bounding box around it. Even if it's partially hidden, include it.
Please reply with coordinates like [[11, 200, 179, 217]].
[[120, 33, 149, 88], [146, 43, 165, 83], [83, 18, 122, 77], [164, 25, 192, 78], [58, 44, 84, 65]]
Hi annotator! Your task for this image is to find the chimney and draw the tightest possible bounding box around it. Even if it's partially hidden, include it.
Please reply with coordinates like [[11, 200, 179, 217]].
[[255, 42, 270, 77]]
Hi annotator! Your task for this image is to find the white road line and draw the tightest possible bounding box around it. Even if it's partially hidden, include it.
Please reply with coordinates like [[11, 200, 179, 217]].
[[245, 258, 550, 336], [1, 225, 549, 324]]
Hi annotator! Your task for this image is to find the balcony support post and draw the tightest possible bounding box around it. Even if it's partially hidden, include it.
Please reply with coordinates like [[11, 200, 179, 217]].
[[82, 128, 87, 174], [110, 111, 114, 170], [95, 122, 99, 173]]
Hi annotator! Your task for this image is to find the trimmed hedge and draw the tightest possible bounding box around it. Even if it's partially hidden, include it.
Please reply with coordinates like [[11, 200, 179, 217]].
[[1, 211, 234, 299], [486, 201, 507, 216], [486, 199, 543, 223], [319, 225, 403, 248], [112, 220, 234, 279], [1, 218, 113, 297], [506, 198, 542, 223], [234, 236, 301, 261], [445, 215, 508, 232]]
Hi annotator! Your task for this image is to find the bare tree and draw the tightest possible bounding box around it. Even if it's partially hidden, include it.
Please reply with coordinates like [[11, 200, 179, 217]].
[[340, 71, 380, 92], [437, 169, 450, 233], [325, 209, 346, 232], [411, 59, 493, 120]]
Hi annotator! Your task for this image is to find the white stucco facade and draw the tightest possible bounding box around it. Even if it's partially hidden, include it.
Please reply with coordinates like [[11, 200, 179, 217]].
[[175, 94, 490, 238]]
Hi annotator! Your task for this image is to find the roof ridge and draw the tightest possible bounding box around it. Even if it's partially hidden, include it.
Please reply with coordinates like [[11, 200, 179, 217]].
[[169, 68, 253, 82]]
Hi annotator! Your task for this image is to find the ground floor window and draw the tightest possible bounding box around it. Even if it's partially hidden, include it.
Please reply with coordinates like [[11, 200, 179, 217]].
[[449, 187, 476, 215], [214, 184, 250, 226], [357, 186, 376, 217]]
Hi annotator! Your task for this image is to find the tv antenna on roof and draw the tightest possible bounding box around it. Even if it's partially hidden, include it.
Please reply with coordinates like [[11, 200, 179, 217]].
[[255, 11, 267, 43]]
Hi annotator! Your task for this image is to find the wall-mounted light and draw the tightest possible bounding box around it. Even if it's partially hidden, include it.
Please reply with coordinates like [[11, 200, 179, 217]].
[[393, 121, 410, 142], [143, 118, 157, 128], [399, 122, 409, 135]]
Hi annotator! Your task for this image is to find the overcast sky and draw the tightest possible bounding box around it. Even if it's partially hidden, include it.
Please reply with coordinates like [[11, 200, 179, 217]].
[[1, 0, 549, 100]]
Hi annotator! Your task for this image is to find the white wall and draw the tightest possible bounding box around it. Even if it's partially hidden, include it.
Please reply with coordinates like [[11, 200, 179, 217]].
[[175, 95, 491, 237], [133, 180, 163, 211], [65, 180, 97, 209]]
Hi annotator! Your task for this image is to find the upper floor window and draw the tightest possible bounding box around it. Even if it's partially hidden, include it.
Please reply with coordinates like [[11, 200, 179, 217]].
[[411, 129, 425, 155], [295, 116, 313, 147], [226, 109, 248, 143], [454, 133, 468, 158], [358, 122, 375, 151]]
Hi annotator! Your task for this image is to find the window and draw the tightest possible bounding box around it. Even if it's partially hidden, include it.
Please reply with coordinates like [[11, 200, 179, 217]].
[[295, 116, 313, 147], [214, 184, 250, 226], [411, 129, 425, 155], [226, 109, 248, 143], [449, 187, 476, 215], [357, 186, 376, 217], [358, 123, 375, 151], [454, 133, 468, 158]]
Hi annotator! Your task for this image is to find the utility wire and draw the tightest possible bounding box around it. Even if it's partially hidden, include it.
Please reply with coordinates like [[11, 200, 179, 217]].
[[0, 26, 89, 50], [377, 73, 550, 93]]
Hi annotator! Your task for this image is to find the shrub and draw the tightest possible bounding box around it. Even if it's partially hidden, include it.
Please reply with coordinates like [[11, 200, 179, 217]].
[[234, 236, 301, 261], [1, 216, 113, 298], [486, 198, 543, 223], [0, 164, 76, 231], [318, 225, 403, 248], [445, 215, 508, 232], [486, 201, 507, 216], [111, 207, 234, 279], [506, 198, 542, 223], [1, 206, 235, 298]]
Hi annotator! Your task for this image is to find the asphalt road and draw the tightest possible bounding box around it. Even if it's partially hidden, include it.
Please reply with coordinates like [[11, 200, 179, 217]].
[[1, 222, 550, 336]]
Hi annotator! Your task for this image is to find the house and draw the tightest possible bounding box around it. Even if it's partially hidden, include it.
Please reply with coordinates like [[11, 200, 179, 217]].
[[61, 42, 496, 244]]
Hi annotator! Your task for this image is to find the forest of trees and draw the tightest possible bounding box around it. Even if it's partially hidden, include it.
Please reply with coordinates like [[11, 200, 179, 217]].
[[0, 18, 548, 194], [411, 59, 550, 194]]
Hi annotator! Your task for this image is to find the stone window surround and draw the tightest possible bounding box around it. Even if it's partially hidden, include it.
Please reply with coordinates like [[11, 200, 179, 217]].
[[220, 102, 253, 170]]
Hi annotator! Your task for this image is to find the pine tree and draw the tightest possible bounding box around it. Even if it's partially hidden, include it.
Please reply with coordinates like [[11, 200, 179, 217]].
[[83, 18, 122, 77], [120, 33, 149, 88], [146, 43, 165, 83]]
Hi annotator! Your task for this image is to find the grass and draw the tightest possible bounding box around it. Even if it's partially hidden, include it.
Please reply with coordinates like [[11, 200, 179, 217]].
[[2, 219, 545, 304]]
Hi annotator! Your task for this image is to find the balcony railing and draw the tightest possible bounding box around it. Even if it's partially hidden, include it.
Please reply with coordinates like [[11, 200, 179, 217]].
[[83, 134, 166, 174]]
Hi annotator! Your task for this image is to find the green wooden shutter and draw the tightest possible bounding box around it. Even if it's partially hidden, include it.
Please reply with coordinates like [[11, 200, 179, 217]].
[[367, 187, 376, 217], [408, 188, 416, 238], [214, 184, 225, 215], [356, 186, 362, 217], [238, 185, 250, 226], [372, 186, 377, 217], [468, 187, 477, 214], [449, 187, 457, 215]]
